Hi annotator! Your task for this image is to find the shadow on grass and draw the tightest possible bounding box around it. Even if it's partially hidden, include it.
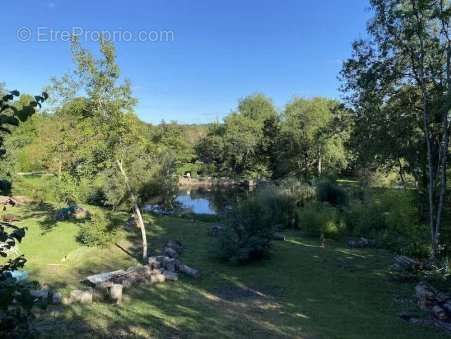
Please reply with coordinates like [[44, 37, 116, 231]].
[[25, 215, 446, 339]]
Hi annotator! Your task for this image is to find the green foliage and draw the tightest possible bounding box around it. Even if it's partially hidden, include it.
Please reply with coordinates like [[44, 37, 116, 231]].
[[297, 202, 345, 239], [102, 149, 177, 209], [13, 175, 59, 203], [213, 180, 314, 262], [196, 96, 351, 181], [0, 89, 47, 338], [196, 94, 277, 179], [345, 190, 430, 258], [77, 209, 117, 247], [55, 173, 80, 206], [341, 0, 451, 257], [275, 97, 350, 179], [214, 194, 275, 263], [317, 180, 349, 207]]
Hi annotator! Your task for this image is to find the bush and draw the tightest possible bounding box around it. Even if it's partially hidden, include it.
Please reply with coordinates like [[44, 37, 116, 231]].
[[297, 202, 345, 239], [317, 180, 348, 207], [344, 190, 430, 258], [279, 178, 316, 206], [214, 195, 275, 263], [54, 173, 79, 205], [0, 179, 11, 194], [78, 177, 109, 207], [77, 210, 117, 247], [256, 179, 315, 229]]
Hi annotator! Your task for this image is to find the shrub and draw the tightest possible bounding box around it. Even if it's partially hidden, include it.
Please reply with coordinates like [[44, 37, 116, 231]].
[[255, 186, 297, 228], [279, 178, 316, 206], [54, 173, 79, 205], [297, 202, 345, 239], [77, 210, 117, 247], [316, 180, 348, 207], [78, 177, 109, 207], [255, 179, 315, 229], [344, 190, 430, 258], [0, 179, 11, 195], [214, 195, 275, 263]]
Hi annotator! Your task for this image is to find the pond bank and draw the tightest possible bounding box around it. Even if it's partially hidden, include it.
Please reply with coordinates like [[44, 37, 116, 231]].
[[178, 176, 257, 189]]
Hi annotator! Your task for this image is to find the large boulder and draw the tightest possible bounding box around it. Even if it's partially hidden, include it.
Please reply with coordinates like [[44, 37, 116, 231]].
[[150, 272, 166, 284], [31, 289, 49, 300], [51, 291, 63, 305], [109, 284, 123, 304], [164, 247, 178, 259], [70, 289, 93, 304], [162, 271, 178, 281], [155, 256, 176, 272]]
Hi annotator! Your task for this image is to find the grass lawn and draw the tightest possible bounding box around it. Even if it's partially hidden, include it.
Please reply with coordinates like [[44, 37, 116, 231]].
[[5, 204, 446, 338]]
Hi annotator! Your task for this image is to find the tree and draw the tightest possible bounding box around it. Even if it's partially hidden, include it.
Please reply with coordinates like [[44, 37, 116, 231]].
[[0, 89, 47, 337], [50, 37, 157, 260], [341, 0, 451, 259], [276, 97, 350, 179], [196, 94, 277, 179]]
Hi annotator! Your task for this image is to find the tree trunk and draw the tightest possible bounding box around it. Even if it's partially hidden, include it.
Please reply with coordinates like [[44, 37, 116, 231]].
[[133, 201, 147, 260], [435, 43, 451, 254], [116, 159, 148, 261], [317, 148, 322, 177], [411, 3, 438, 259]]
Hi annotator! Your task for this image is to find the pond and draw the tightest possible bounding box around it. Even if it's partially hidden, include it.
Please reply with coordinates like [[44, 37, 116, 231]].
[[174, 186, 248, 215]]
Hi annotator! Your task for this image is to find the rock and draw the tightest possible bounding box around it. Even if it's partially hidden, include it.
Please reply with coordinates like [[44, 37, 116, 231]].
[[156, 256, 176, 272], [1, 214, 20, 222], [62, 296, 72, 305], [70, 289, 93, 304], [0, 196, 18, 206], [432, 305, 448, 320], [165, 240, 183, 254], [394, 255, 420, 272], [115, 265, 147, 285], [11, 196, 33, 205], [175, 260, 200, 278], [109, 284, 123, 304], [121, 279, 133, 288], [442, 300, 451, 313], [148, 256, 161, 270], [347, 237, 372, 248], [73, 207, 89, 220], [162, 270, 178, 281], [272, 232, 286, 241], [164, 247, 178, 258], [31, 289, 49, 299], [150, 273, 166, 284], [416, 282, 436, 310], [84, 270, 126, 286], [51, 291, 62, 305]]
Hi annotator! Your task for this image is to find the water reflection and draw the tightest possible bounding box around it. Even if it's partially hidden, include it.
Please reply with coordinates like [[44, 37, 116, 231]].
[[175, 192, 216, 215], [175, 187, 247, 215]]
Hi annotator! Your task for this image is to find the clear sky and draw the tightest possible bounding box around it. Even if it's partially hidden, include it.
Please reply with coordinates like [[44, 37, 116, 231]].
[[1, 0, 372, 124]]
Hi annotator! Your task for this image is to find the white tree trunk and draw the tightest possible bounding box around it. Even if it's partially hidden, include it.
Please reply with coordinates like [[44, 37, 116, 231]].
[[116, 159, 148, 261]]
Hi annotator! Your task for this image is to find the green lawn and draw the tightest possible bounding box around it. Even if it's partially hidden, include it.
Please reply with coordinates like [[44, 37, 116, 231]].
[[6, 204, 446, 338]]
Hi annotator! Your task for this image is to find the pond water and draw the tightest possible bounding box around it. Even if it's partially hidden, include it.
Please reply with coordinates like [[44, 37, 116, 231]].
[[174, 187, 248, 215], [175, 192, 216, 215]]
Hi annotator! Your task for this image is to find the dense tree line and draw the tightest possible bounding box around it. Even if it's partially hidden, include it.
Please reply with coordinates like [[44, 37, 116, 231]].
[[196, 95, 352, 180]]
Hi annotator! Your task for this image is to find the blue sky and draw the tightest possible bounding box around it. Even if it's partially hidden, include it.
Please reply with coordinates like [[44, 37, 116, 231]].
[[1, 1, 371, 124]]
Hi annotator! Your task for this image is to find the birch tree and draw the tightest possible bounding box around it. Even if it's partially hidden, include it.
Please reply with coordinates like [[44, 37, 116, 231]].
[[341, 0, 450, 259]]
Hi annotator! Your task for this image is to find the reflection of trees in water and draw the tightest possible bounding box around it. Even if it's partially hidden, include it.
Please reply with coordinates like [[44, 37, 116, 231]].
[[178, 186, 249, 214]]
